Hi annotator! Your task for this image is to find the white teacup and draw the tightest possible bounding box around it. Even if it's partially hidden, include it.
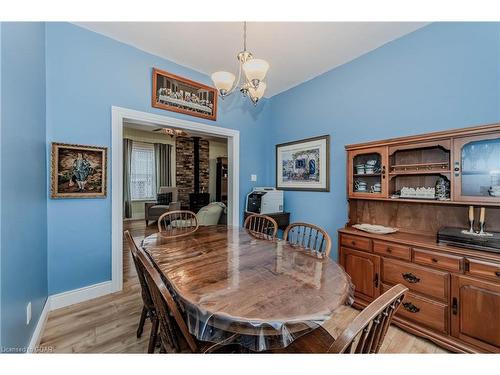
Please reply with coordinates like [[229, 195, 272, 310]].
[[355, 164, 365, 174], [355, 181, 367, 191], [365, 165, 375, 174]]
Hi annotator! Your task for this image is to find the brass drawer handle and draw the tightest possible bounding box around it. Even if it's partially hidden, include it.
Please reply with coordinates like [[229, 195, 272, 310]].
[[452, 297, 458, 315], [386, 247, 392, 253], [431, 258, 438, 263], [402, 302, 420, 313], [402, 272, 420, 283]]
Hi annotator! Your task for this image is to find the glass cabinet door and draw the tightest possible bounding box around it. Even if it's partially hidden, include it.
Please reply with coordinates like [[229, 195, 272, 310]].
[[348, 147, 388, 198], [453, 134, 500, 202]]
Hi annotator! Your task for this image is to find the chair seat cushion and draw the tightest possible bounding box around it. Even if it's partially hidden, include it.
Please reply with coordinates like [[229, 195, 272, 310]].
[[269, 326, 335, 353]]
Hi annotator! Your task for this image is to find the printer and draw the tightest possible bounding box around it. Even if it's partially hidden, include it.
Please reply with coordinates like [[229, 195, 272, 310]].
[[246, 187, 284, 214]]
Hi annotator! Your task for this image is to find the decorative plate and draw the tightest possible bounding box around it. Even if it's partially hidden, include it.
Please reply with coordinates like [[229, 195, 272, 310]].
[[352, 223, 398, 235]]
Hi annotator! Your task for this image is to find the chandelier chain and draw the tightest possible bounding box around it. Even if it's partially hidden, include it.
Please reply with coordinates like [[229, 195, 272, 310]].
[[243, 21, 247, 51]]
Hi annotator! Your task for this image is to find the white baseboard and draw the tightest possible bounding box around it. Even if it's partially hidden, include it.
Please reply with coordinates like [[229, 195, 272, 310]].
[[27, 298, 51, 352], [25, 281, 119, 352], [49, 280, 117, 311]]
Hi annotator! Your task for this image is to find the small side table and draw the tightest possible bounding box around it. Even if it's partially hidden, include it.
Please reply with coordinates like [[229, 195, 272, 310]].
[[244, 211, 290, 231]]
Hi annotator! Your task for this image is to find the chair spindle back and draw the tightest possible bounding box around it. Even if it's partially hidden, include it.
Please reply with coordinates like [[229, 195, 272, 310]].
[[328, 284, 408, 353], [124, 231, 154, 309], [135, 244, 199, 353], [283, 222, 332, 258], [158, 210, 199, 238], [243, 214, 278, 240]]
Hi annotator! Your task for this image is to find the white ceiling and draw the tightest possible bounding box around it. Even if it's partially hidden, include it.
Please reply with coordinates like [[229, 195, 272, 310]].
[[76, 22, 429, 97]]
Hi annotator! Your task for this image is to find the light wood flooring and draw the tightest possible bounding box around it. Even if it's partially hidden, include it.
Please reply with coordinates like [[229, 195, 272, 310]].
[[38, 220, 448, 353]]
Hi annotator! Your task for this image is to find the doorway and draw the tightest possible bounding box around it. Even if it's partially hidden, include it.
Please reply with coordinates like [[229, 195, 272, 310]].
[[111, 106, 240, 293]]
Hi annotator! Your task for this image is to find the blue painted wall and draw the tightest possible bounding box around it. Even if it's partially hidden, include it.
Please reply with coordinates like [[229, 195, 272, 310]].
[[2, 22, 499, 345], [0, 22, 48, 350], [45, 23, 272, 295], [269, 22, 500, 260]]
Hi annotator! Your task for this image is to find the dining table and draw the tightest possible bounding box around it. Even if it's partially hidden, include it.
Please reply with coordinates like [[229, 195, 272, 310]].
[[141, 225, 354, 352]]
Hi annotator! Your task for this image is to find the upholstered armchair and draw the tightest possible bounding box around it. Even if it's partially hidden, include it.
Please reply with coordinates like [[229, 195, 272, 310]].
[[164, 202, 226, 229], [196, 202, 226, 226], [144, 187, 181, 226]]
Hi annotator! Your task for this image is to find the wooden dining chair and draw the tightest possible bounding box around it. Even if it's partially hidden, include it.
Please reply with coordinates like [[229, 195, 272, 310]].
[[157, 210, 199, 238], [243, 214, 278, 240], [135, 243, 236, 353], [283, 222, 332, 258], [270, 284, 408, 353], [123, 230, 159, 353]]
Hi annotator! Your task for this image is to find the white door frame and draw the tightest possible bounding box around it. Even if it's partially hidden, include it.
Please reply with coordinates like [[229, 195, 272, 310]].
[[111, 106, 240, 292]]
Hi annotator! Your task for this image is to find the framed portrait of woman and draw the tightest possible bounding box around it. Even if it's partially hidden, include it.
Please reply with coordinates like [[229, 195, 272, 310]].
[[51, 143, 107, 198]]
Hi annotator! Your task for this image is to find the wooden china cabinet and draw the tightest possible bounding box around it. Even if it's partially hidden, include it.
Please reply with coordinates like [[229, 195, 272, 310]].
[[339, 123, 500, 353], [347, 146, 389, 198]]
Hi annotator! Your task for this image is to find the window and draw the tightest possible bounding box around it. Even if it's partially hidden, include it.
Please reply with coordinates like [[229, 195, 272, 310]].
[[130, 142, 155, 200]]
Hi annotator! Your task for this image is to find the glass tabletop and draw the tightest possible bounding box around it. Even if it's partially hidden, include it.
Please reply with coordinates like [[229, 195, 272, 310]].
[[141, 225, 354, 351]]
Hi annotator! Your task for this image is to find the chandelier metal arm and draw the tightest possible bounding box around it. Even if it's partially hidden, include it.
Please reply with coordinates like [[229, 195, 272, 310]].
[[223, 58, 244, 97]]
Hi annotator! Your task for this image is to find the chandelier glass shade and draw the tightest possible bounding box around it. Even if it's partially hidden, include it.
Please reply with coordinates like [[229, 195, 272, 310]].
[[211, 22, 269, 105]]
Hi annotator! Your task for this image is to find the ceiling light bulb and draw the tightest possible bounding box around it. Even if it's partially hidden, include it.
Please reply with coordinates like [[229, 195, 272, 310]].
[[242, 59, 269, 85], [211, 71, 236, 95], [248, 81, 267, 102]]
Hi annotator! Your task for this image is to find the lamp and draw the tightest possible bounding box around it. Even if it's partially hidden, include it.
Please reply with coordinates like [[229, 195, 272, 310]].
[[211, 22, 269, 106]]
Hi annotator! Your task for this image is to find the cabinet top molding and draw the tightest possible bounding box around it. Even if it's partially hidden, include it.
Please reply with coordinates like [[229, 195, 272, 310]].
[[345, 122, 500, 151]]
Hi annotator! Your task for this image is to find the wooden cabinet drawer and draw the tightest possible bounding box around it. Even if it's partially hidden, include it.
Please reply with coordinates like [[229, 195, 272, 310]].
[[382, 258, 449, 302], [373, 240, 411, 261], [340, 234, 371, 252], [413, 248, 463, 273], [382, 284, 448, 334], [466, 258, 500, 282]]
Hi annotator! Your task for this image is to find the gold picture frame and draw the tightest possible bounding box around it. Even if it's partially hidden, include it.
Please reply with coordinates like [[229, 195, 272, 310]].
[[51, 142, 107, 198], [152, 67, 218, 121]]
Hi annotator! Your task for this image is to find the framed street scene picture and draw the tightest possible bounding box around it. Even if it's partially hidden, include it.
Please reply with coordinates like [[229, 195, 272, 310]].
[[276, 135, 330, 192], [152, 67, 218, 121], [51, 143, 107, 198]]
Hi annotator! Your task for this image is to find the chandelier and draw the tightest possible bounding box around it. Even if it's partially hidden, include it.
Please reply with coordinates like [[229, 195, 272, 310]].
[[211, 22, 269, 105]]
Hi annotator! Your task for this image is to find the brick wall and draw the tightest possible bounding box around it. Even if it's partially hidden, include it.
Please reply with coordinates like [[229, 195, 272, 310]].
[[175, 136, 209, 207]]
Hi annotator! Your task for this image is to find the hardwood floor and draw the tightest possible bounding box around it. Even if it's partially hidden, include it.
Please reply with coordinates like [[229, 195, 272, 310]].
[[39, 220, 448, 353]]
